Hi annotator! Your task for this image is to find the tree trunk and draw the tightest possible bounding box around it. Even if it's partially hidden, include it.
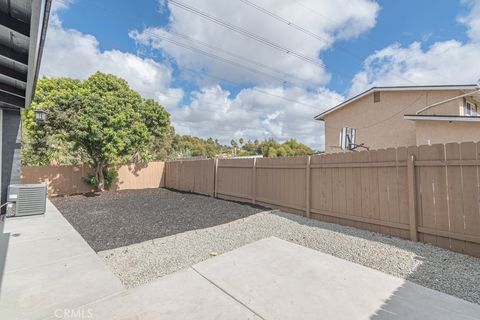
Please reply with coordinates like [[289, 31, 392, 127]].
[[96, 161, 105, 192]]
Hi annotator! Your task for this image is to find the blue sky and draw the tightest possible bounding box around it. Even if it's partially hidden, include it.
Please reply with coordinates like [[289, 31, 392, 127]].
[[41, 0, 480, 149]]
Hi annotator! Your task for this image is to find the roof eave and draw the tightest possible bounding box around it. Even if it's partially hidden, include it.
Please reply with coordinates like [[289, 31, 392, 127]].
[[314, 84, 480, 121], [25, 0, 52, 108]]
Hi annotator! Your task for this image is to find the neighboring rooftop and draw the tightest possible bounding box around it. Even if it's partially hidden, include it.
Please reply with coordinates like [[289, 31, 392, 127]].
[[0, 0, 52, 109], [314, 84, 480, 120]]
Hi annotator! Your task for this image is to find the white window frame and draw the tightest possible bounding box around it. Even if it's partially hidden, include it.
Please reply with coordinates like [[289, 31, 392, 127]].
[[464, 98, 478, 116]]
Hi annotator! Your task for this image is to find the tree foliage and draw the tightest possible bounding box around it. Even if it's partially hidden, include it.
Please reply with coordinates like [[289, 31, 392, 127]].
[[240, 138, 313, 157], [168, 134, 229, 158], [22, 73, 316, 192], [23, 72, 170, 190]]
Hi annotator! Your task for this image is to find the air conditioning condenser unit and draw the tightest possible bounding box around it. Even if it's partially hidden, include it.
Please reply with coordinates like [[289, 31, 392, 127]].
[[6, 184, 47, 217]]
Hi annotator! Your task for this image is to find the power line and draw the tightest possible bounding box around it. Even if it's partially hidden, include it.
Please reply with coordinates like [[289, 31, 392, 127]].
[[166, 30, 311, 87], [136, 66, 337, 111], [52, 0, 343, 106], [168, 0, 329, 70], [50, 0, 450, 140], [136, 89, 232, 108], [323, 92, 426, 130], [141, 33, 290, 86], [53, 0, 315, 89], [239, 0, 418, 86], [54, 0, 317, 88], [52, 0, 338, 110], [181, 66, 338, 110], [291, 0, 458, 82]]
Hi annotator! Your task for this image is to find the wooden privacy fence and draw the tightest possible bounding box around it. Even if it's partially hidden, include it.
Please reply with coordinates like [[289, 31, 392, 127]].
[[165, 142, 480, 257], [22, 161, 165, 196], [165, 159, 215, 196]]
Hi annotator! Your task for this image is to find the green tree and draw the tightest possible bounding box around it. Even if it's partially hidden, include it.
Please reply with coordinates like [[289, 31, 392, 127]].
[[229, 137, 314, 158], [267, 146, 277, 158], [25, 72, 170, 191], [168, 134, 228, 158]]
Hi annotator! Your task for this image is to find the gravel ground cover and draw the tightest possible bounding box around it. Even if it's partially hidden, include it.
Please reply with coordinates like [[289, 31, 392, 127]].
[[51, 188, 265, 251], [53, 188, 480, 305], [99, 210, 480, 305]]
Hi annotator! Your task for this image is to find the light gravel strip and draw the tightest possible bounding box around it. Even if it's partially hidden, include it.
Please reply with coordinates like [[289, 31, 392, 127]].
[[99, 210, 480, 305]]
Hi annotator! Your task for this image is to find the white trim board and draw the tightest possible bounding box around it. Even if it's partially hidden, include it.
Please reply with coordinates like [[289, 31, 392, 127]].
[[404, 115, 480, 122]]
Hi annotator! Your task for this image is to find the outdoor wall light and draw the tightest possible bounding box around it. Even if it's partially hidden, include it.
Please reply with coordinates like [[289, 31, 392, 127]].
[[34, 109, 47, 122]]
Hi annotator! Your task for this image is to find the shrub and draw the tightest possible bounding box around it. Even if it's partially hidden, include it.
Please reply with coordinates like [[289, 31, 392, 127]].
[[86, 168, 118, 190]]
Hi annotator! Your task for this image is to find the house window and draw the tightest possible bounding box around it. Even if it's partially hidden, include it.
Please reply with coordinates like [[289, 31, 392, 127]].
[[373, 91, 380, 103], [464, 98, 478, 116]]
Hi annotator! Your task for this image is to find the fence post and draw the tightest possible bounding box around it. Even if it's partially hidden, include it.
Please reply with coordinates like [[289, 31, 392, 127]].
[[161, 162, 166, 188], [252, 158, 257, 204], [407, 154, 418, 241], [305, 156, 311, 218], [214, 158, 219, 198], [176, 161, 181, 190]]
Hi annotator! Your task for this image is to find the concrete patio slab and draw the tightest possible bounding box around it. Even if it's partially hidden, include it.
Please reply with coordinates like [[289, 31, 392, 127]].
[[193, 237, 480, 320], [0, 201, 124, 320], [75, 237, 480, 320], [70, 268, 260, 320]]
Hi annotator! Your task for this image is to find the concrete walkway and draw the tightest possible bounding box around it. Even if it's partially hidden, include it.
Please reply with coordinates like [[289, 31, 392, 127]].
[[1, 201, 479, 319], [0, 201, 124, 320]]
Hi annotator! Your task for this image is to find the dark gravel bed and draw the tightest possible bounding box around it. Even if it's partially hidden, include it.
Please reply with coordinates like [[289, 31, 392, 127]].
[[51, 188, 265, 252]]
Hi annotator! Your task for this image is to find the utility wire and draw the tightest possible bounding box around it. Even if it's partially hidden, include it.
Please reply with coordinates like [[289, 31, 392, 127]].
[[134, 67, 335, 112], [54, 0, 318, 88], [168, 0, 337, 72], [239, 0, 418, 86], [50, 0, 446, 141], [52, 0, 343, 106], [51, 0, 426, 134], [166, 30, 311, 87], [323, 92, 426, 130], [181, 66, 337, 110], [141, 33, 290, 86], [53, 0, 314, 89]]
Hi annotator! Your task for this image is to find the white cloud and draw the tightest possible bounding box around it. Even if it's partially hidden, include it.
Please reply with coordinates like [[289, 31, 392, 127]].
[[458, 0, 480, 42], [171, 85, 343, 149], [131, 0, 379, 87], [126, 0, 378, 149], [40, 15, 182, 104], [350, 0, 480, 95], [39, 1, 371, 150]]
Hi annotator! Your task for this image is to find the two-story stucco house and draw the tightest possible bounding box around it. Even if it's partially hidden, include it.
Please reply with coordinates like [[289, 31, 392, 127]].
[[315, 85, 480, 153]]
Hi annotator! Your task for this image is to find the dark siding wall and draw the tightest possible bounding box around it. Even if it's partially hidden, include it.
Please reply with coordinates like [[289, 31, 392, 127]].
[[1, 109, 21, 207]]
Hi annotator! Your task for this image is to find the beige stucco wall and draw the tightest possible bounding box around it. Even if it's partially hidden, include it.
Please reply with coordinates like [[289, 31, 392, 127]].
[[322, 89, 465, 153], [415, 121, 480, 146]]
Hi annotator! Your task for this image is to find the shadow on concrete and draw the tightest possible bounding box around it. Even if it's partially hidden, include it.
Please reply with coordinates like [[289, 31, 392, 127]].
[[0, 215, 10, 296], [271, 210, 480, 306], [369, 281, 479, 319]]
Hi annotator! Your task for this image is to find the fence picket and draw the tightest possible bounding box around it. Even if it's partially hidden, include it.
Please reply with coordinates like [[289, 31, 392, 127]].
[[24, 142, 480, 258]]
